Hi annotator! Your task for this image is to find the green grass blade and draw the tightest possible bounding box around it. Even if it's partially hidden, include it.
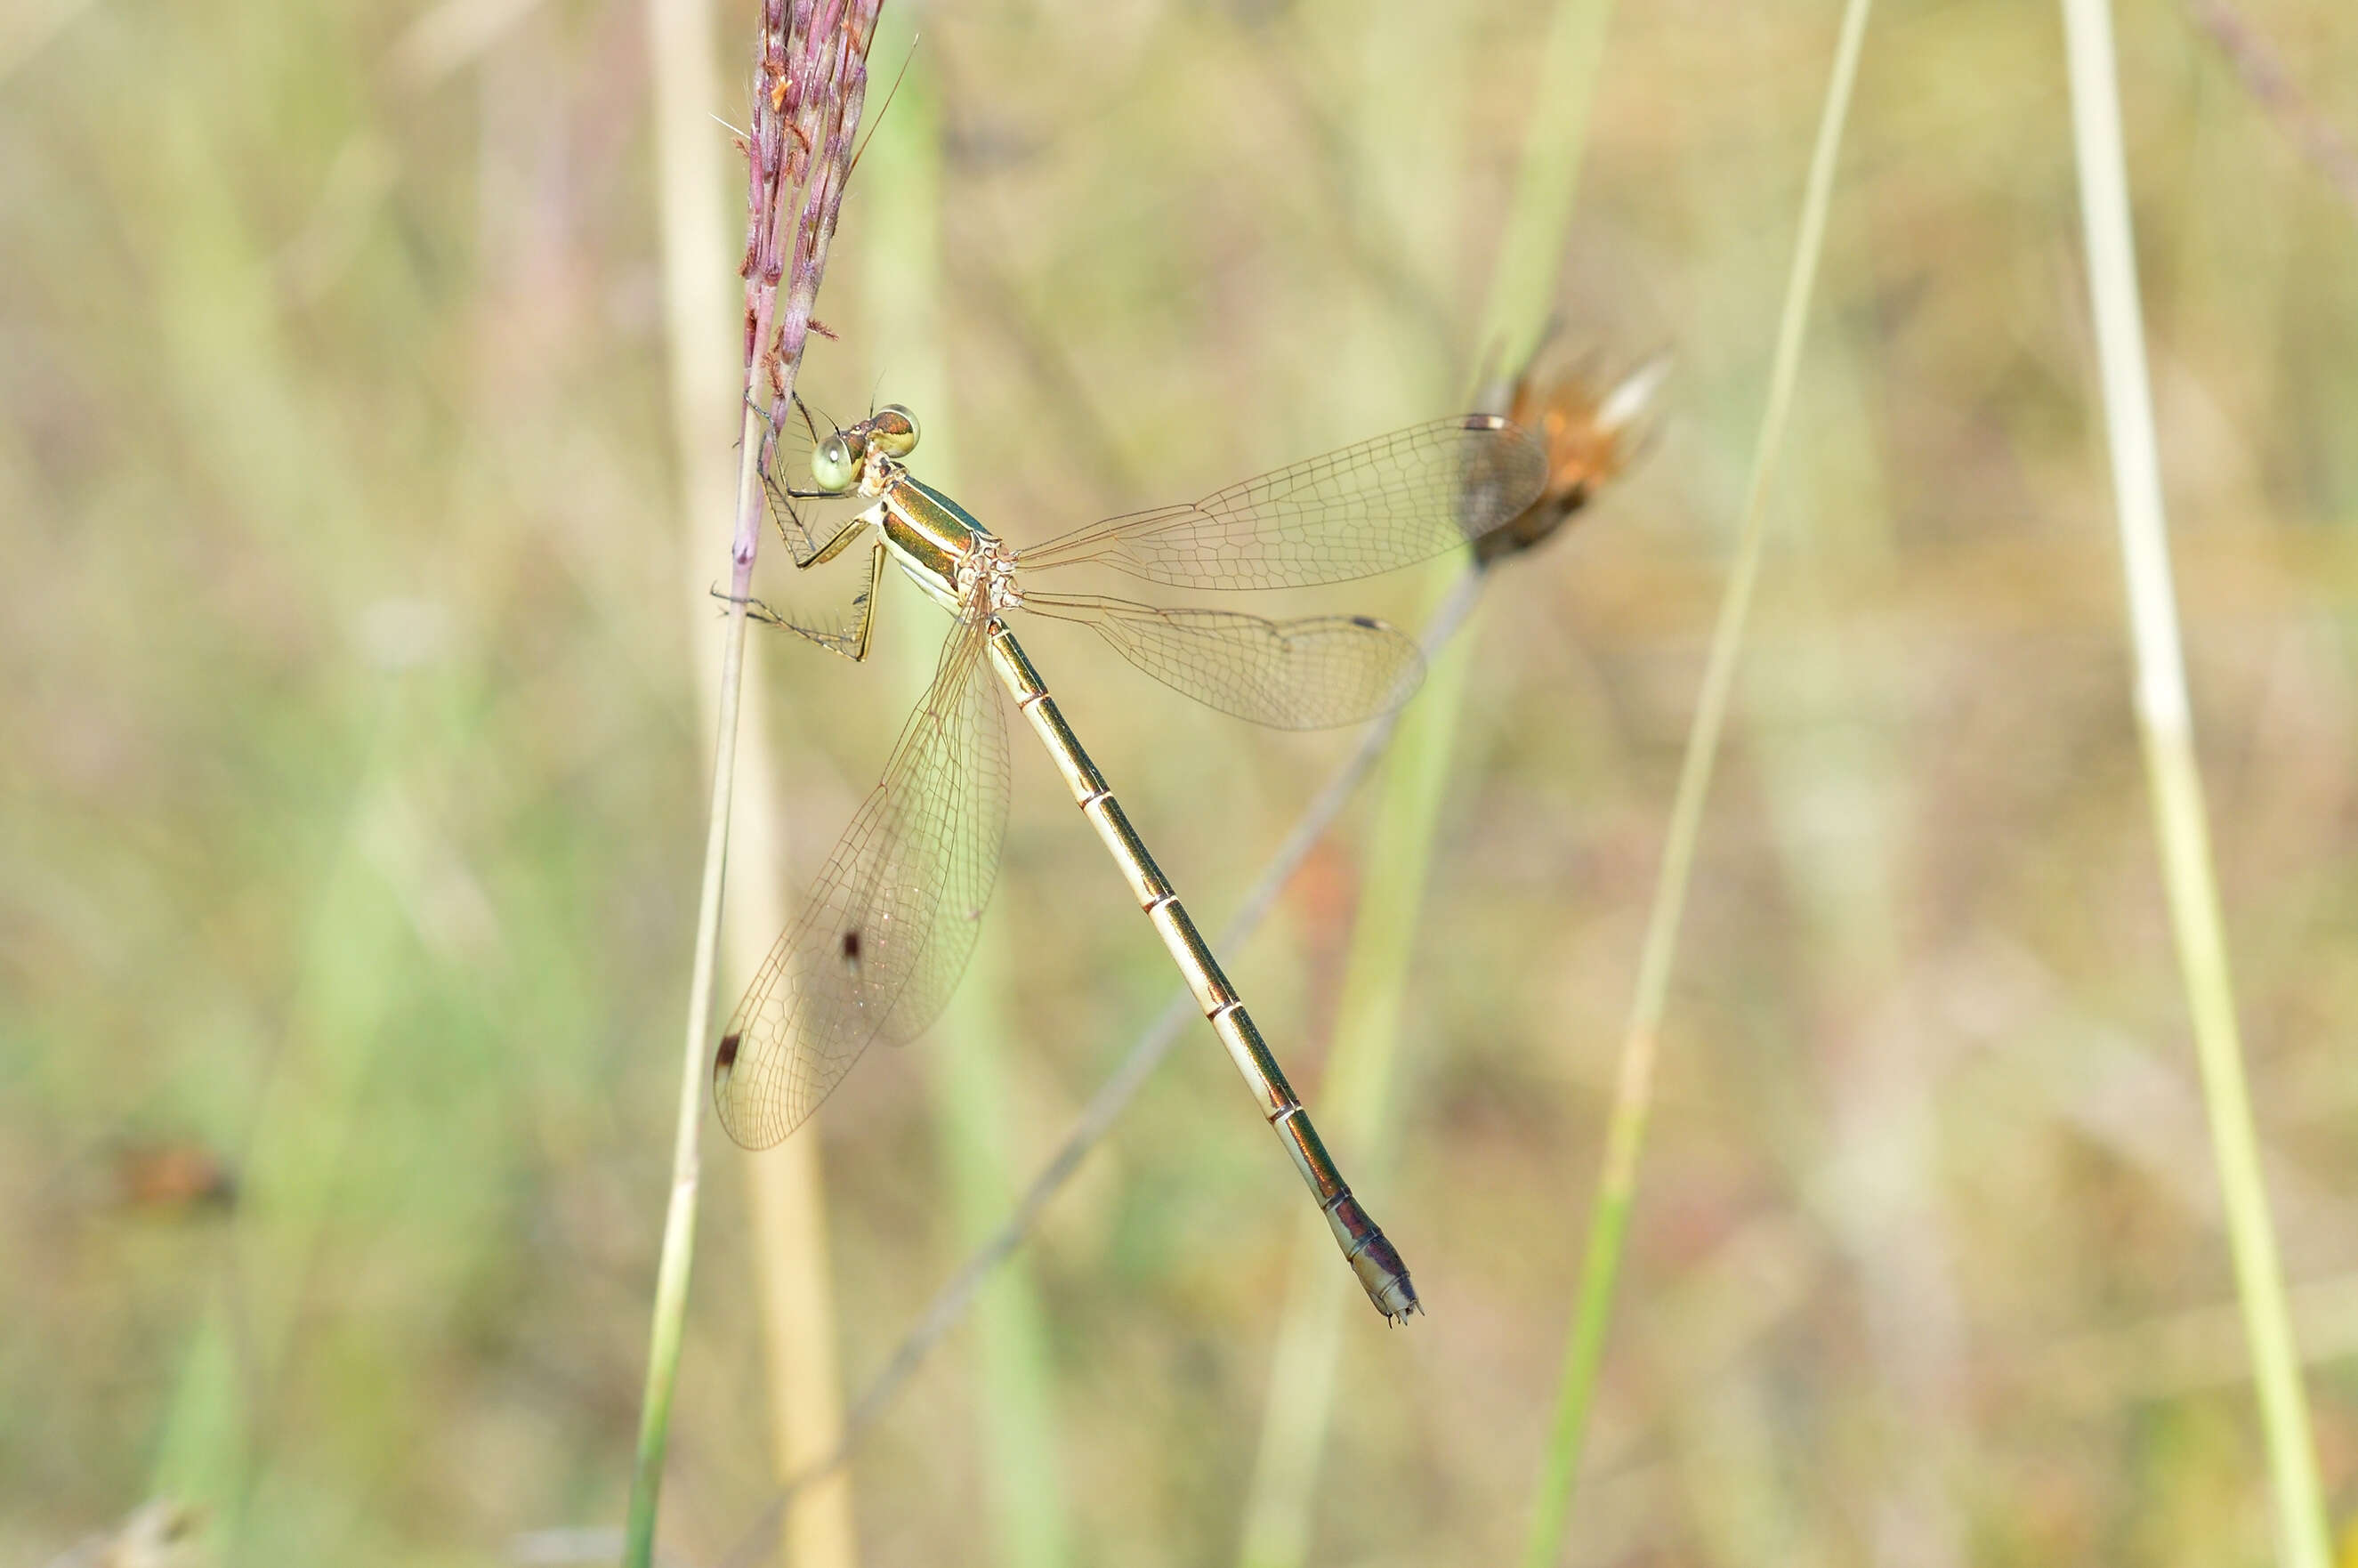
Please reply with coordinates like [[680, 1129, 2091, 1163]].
[[2056, 1, 2330, 1561], [1474, 0, 1621, 376], [624, 480, 754, 1568], [1521, 1, 1874, 1562]]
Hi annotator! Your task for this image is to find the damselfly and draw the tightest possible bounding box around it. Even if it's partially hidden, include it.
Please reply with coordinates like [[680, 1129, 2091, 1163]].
[[715, 404, 1549, 1322]]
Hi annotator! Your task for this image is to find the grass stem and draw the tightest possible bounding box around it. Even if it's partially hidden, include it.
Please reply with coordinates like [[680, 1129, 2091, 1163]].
[[626, 7, 881, 1564], [649, 0, 861, 1557], [2058, 1, 2330, 1561], [1475, 0, 1620, 376], [625, 416, 760, 1568], [1520, 1, 1872, 1561]]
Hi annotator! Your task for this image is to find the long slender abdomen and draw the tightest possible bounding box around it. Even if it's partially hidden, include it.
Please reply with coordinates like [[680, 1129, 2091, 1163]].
[[982, 623, 1418, 1322]]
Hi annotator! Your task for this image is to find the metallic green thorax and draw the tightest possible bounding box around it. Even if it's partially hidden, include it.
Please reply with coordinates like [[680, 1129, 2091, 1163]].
[[877, 473, 991, 610]]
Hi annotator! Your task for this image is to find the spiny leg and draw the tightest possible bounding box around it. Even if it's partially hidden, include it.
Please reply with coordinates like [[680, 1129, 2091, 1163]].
[[796, 513, 874, 570], [739, 394, 889, 656], [721, 536, 887, 663], [840, 538, 884, 662]]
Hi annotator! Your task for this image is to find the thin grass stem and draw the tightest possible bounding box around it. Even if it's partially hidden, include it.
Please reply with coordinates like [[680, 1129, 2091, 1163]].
[[625, 9, 883, 1566], [648, 0, 859, 1558], [1474, 0, 1620, 376], [1520, 2, 1872, 1562], [2058, 2, 2330, 1561], [625, 551, 754, 1568]]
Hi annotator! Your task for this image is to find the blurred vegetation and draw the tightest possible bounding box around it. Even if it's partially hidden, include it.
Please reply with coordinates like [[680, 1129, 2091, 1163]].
[[6, 0, 2358, 1564]]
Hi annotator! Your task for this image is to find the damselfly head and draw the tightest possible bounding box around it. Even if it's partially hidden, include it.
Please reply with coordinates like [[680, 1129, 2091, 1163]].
[[866, 403, 921, 457], [808, 405, 921, 493]]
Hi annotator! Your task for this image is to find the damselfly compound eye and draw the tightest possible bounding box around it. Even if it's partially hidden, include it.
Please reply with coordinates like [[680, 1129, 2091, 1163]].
[[868, 404, 920, 457], [812, 432, 858, 493]]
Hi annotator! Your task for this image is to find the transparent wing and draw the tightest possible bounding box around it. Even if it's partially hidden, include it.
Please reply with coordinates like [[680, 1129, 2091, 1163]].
[[1016, 415, 1550, 589], [715, 613, 1009, 1149], [1023, 593, 1424, 730]]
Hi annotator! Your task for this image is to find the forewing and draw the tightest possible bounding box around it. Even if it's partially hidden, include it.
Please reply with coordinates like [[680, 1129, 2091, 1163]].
[[1026, 594, 1423, 730], [1017, 416, 1549, 589], [714, 615, 1010, 1149]]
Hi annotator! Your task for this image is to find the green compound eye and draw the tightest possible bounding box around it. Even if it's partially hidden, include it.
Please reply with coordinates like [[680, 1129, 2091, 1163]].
[[812, 432, 858, 493], [868, 405, 920, 457]]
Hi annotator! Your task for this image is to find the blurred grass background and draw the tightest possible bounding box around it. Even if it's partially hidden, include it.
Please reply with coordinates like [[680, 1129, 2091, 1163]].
[[7, 0, 2358, 1564]]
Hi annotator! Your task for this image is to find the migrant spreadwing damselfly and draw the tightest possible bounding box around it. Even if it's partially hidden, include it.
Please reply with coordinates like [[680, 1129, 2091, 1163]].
[[714, 404, 1549, 1322]]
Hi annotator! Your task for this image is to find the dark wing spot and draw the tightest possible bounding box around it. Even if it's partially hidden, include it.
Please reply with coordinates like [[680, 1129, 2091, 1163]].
[[1350, 615, 1381, 629], [715, 1032, 741, 1073], [840, 929, 862, 970]]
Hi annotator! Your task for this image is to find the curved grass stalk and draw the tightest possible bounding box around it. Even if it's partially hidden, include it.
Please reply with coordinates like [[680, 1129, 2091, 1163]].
[[1521, 2, 1872, 1562], [2058, 1, 2329, 1560]]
